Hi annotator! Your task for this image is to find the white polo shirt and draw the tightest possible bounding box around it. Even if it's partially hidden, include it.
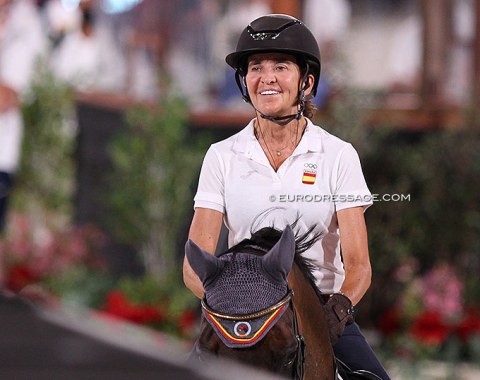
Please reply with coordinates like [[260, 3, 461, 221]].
[[194, 118, 372, 293]]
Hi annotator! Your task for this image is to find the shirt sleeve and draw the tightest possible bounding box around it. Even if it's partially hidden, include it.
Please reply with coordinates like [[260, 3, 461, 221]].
[[333, 144, 373, 212], [193, 145, 225, 213]]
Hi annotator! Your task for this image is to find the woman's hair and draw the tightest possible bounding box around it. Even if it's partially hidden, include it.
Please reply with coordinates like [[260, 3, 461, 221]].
[[298, 57, 317, 118], [303, 96, 316, 119]]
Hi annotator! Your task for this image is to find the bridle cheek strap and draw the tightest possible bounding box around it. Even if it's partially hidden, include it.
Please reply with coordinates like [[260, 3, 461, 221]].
[[201, 290, 293, 349], [289, 297, 305, 380]]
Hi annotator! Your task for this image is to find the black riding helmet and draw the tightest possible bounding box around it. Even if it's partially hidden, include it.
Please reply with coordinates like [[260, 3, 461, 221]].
[[226, 14, 321, 97]]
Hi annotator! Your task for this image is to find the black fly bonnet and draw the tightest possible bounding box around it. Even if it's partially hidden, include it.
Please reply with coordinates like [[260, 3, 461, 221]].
[[186, 226, 296, 348]]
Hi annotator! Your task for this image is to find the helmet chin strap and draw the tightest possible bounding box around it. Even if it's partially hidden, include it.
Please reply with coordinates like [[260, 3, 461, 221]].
[[234, 65, 309, 126]]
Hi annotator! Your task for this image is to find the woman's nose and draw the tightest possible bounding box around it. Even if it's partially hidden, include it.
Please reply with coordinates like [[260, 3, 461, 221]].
[[260, 72, 276, 84]]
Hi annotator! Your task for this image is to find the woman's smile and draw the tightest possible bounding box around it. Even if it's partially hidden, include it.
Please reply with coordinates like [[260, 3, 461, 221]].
[[259, 90, 281, 96]]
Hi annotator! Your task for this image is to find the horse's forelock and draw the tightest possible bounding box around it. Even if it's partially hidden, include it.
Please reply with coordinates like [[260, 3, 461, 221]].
[[216, 225, 325, 304], [224, 225, 322, 259], [220, 227, 282, 257], [254, 224, 325, 302]]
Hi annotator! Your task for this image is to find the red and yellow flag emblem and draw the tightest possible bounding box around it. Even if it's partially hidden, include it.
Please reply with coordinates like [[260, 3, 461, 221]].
[[302, 172, 316, 184], [302, 163, 317, 185]]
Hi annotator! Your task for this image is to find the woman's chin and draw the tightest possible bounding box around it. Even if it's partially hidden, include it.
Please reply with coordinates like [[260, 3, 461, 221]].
[[256, 107, 293, 119]]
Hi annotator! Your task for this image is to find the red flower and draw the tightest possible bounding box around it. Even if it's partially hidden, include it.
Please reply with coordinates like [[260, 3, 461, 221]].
[[178, 309, 198, 336], [5, 264, 40, 292], [377, 307, 402, 337], [456, 309, 480, 342], [409, 310, 452, 346], [102, 291, 166, 325]]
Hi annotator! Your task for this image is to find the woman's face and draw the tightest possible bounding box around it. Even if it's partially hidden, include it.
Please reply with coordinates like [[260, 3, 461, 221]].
[[245, 53, 305, 118]]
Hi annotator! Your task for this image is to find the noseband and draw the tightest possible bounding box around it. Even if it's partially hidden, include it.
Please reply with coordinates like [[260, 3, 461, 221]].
[[201, 289, 305, 380]]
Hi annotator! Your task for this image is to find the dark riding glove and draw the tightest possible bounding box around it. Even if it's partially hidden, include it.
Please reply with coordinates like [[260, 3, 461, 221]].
[[323, 293, 354, 345]]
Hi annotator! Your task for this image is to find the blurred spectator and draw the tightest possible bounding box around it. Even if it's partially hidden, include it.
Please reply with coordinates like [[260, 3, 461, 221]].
[[303, 0, 352, 107], [42, 0, 82, 48], [122, 0, 174, 101], [446, 0, 475, 104], [386, 13, 422, 96], [50, 0, 125, 92], [213, 0, 271, 108], [0, 0, 48, 232], [385, 0, 474, 106], [166, 0, 220, 109], [304, 0, 351, 48]]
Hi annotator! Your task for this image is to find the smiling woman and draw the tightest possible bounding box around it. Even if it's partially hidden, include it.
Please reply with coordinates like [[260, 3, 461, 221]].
[[184, 14, 391, 380]]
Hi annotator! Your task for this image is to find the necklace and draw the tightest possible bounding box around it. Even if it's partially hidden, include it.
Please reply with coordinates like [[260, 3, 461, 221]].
[[255, 118, 305, 170], [271, 119, 299, 157], [274, 140, 290, 157], [256, 119, 277, 170]]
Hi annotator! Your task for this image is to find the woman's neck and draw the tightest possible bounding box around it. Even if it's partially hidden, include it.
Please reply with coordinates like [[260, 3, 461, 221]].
[[254, 116, 307, 171], [256, 115, 306, 141]]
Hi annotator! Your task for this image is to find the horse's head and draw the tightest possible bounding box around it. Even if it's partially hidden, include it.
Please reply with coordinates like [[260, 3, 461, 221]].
[[186, 226, 300, 377]]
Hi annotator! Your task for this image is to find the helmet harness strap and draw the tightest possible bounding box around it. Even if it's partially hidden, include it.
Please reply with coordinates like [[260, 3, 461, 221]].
[[235, 63, 310, 126]]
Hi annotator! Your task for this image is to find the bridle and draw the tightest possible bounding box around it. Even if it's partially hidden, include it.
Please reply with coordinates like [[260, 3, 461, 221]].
[[201, 289, 306, 380], [288, 293, 306, 380]]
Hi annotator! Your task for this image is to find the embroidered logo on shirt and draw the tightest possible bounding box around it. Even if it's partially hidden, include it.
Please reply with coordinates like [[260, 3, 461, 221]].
[[302, 163, 317, 185]]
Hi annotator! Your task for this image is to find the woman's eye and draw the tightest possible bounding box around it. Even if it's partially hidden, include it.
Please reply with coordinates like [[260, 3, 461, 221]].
[[250, 66, 261, 72]]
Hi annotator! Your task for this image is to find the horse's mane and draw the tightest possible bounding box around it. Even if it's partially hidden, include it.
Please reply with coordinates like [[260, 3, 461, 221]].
[[222, 224, 325, 302]]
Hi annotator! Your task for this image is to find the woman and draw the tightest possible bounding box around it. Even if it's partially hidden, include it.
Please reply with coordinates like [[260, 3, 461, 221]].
[[183, 14, 390, 380]]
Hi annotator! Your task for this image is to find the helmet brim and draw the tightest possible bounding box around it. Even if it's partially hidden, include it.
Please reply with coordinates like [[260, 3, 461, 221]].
[[226, 47, 319, 72]]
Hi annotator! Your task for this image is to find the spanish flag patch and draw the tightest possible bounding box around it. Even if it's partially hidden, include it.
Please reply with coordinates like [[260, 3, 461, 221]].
[[302, 172, 316, 184]]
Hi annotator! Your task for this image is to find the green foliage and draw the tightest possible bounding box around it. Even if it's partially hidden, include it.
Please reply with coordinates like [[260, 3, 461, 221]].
[[315, 89, 385, 156], [45, 265, 116, 309], [107, 94, 213, 277], [116, 273, 197, 316], [16, 60, 75, 219], [315, 90, 480, 318], [363, 127, 480, 307], [9, 68, 205, 339]]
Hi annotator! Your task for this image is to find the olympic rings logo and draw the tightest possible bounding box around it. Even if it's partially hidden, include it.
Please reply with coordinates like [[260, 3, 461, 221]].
[[304, 163, 318, 169]]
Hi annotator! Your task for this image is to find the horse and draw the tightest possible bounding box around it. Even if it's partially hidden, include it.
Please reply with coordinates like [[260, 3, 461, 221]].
[[186, 225, 381, 380]]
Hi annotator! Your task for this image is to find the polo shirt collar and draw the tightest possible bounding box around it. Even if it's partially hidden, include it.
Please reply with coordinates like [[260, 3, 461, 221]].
[[295, 118, 323, 154], [232, 118, 323, 157]]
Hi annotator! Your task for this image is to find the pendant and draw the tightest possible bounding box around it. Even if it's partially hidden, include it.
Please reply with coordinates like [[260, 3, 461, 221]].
[[276, 151, 282, 157]]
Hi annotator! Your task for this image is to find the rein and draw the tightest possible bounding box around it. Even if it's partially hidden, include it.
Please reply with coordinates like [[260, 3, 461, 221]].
[[201, 289, 306, 380], [289, 296, 305, 380]]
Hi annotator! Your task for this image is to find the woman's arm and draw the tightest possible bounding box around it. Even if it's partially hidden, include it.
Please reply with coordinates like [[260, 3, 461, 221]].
[[337, 206, 372, 306], [183, 207, 224, 298]]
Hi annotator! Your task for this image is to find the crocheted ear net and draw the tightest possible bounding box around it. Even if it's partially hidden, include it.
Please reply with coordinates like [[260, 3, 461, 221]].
[[205, 252, 287, 315]]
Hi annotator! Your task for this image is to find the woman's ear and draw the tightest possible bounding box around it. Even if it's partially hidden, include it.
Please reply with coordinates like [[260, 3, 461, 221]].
[[303, 74, 315, 97]]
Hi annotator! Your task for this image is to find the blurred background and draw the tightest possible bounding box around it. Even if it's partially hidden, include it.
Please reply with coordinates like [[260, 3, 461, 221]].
[[1, 0, 480, 378]]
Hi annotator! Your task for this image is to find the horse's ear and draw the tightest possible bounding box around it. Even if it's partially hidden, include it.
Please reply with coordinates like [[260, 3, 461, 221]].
[[261, 225, 296, 281], [185, 240, 222, 285]]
